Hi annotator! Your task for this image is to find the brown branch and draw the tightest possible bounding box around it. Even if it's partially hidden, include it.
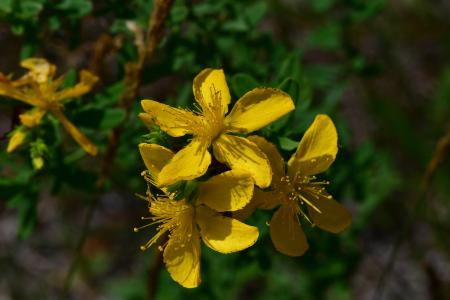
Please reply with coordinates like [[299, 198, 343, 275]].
[[423, 129, 450, 187], [63, 0, 174, 295]]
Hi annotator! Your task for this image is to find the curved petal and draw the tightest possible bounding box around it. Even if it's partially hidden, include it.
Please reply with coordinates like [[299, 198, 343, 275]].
[[138, 143, 174, 179], [307, 193, 352, 234], [232, 188, 280, 221], [196, 205, 259, 254], [52, 109, 98, 156], [252, 188, 282, 210], [212, 134, 272, 188], [225, 88, 294, 133], [21, 58, 56, 84], [0, 81, 37, 106], [197, 169, 254, 212], [288, 114, 338, 177], [158, 138, 211, 186], [141, 100, 200, 137], [164, 228, 201, 288], [53, 70, 99, 101], [19, 108, 46, 128], [270, 205, 308, 257], [193, 69, 231, 115], [248, 135, 285, 182], [7, 128, 27, 153]]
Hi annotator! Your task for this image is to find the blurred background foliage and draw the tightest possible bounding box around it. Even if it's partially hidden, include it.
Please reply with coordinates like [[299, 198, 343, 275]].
[[1, 0, 449, 299]]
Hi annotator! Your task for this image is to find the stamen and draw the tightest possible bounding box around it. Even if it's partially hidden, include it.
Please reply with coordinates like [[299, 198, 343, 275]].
[[135, 195, 194, 253], [298, 194, 322, 214]]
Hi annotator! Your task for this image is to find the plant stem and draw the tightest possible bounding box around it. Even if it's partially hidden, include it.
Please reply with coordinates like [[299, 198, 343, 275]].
[[62, 0, 173, 295], [372, 129, 450, 300]]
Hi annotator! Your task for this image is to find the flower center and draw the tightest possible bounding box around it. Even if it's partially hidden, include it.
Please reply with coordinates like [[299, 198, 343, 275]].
[[280, 174, 331, 224], [135, 194, 194, 252], [198, 84, 226, 142]]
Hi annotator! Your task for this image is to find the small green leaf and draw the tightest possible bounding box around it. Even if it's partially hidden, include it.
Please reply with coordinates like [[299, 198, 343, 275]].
[[307, 23, 342, 50], [0, 0, 13, 14], [171, 5, 188, 23], [231, 73, 260, 97], [56, 0, 93, 18], [278, 78, 300, 101], [223, 18, 249, 32], [99, 108, 126, 130], [278, 136, 299, 151], [310, 0, 336, 13], [244, 2, 268, 26], [277, 53, 302, 84]]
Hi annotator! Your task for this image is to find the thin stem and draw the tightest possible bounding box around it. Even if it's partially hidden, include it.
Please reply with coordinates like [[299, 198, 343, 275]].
[[62, 0, 173, 295], [372, 129, 450, 300]]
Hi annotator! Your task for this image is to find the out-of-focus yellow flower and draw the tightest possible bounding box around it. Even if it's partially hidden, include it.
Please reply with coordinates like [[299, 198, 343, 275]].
[[139, 69, 295, 188], [237, 115, 351, 256], [136, 143, 259, 288], [0, 58, 99, 155], [6, 127, 27, 153]]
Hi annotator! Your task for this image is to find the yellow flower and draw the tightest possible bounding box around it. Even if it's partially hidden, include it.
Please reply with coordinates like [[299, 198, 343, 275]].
[[0, 58, 99, 155], [139, 69, 295, 188], [6, 127, 27, 153], [237, 115, 352, 256], [136, 143, 259, 288]]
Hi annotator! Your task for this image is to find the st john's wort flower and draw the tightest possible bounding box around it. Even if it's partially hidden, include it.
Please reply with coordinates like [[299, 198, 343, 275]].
[[0, 58, 98, 155], [235, 115, 352, 256], [135, 143, 259, 288], [139, 68, 295, 188]]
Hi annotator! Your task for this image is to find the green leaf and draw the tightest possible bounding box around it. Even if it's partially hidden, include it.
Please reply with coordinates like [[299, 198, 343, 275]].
[[244, 2, 268, 26], [7, 192, 38, 239], [171, 4, 188, 23], [277, 52, 302, 84], [351, 0, 386, 22], [99, 108, 126, 130], [56, 0, 93, 18], [0, 0, 13, 14], [18, 0, 44, 19], [278, 78, 300, 101], [231, 73, 260, 97], [307, 23, 342, 50], [223, 18, 249, 32], [310, 0, 336, 13], [278, 136, 299, 151]]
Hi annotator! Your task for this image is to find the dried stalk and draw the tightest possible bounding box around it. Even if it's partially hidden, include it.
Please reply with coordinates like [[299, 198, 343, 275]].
[[372, 128, 450, 300], [63, 0, 174, 295]]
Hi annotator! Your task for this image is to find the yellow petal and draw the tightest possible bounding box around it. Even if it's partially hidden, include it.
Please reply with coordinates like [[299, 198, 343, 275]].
[[248, 135, 285, 182], [0, 81, 37, 106], [232, 188, 280, 221], [19, 108, 46, 128], [212, 134, 272, 188], [225, 88, 294, 133], [307, 193, 352, 234], [197, 169, 254, 212], [196, 205, 259, 254], [164, 228, 201, 288], [270, 205, 308, 256], [21, 58, 56, 84], [7, 128, 27, 153], [193, 69, 231, 115], [138, 143, 174, 179], [140, 100, 200, 137], [52, 109, 98, 156], [53, 70, 99, 101], [288, 114, 338, 177], [157, 138, 211, 186]]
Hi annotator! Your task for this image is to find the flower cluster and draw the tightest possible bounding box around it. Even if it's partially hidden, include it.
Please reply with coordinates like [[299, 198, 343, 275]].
[[136, 69, 352, 288], [0, 58, 98, 156]]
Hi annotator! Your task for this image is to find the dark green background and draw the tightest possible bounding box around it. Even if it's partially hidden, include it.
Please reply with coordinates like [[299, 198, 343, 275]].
[[0, 0, 449, 299]]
